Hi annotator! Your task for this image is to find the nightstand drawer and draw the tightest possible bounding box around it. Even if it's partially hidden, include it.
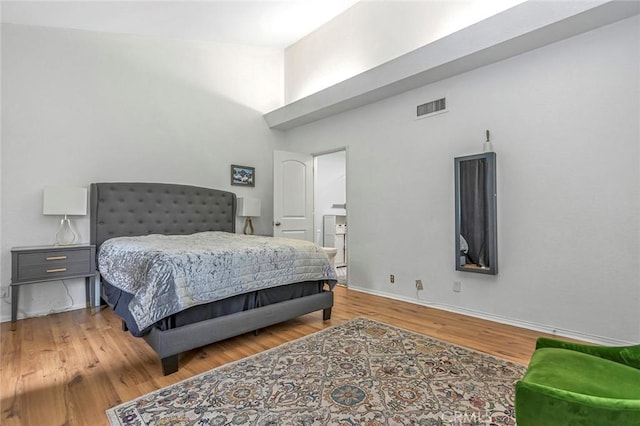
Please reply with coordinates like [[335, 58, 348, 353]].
[[18, 249, 90, 266], [17, 259, 92, 281], [12, 248, 93, 283]]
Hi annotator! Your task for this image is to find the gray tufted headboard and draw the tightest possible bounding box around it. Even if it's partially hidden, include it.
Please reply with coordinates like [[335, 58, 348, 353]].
[[90, 182, 236, 251]]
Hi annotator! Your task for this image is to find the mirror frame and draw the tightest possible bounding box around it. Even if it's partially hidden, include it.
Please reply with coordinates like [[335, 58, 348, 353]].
[[454, 152, 498, 275]]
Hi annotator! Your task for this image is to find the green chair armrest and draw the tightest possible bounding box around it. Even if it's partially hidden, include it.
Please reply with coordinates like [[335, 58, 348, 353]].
[[516, 380, 640, 426], [535, 337, 640, 370]]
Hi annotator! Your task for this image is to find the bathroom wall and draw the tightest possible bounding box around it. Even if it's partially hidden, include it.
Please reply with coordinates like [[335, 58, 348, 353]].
[[314, 151, 346, 245]]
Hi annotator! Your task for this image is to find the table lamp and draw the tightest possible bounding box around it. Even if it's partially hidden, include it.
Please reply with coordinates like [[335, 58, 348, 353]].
[[43, 186, 88, 245], [237, 197, 261, 235]]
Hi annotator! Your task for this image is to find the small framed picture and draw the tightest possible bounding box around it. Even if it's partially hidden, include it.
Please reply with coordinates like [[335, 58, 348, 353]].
[[231, 165, 255, 187]]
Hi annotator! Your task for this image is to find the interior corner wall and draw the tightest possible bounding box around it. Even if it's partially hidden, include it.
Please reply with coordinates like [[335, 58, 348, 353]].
[[0, 23, 285, 323], [282, 16, 640, 344]]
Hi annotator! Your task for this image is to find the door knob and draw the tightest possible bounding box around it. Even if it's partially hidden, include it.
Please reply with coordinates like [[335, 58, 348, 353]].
[[274, 221, 281, 226]]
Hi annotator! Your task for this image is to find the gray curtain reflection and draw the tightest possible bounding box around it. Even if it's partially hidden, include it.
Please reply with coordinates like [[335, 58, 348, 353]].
[[459, 158, 489, 267]]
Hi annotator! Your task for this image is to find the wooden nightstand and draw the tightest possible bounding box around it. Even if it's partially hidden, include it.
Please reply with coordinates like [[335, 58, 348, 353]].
[[10, 244, 96, 330]]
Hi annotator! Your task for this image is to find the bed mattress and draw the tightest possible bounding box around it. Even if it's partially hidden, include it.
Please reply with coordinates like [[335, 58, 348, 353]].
[[98, 231, 337, 333]]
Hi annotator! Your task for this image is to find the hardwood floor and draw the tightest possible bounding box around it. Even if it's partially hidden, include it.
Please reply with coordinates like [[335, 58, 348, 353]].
[[1, 286, 550, 426]]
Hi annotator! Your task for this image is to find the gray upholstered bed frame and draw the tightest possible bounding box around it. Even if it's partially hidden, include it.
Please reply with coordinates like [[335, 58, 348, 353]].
[[90, 182, 334, 375]]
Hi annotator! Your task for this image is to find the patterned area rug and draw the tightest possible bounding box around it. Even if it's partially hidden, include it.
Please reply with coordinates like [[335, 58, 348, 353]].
[[106, 317, 526, 425]]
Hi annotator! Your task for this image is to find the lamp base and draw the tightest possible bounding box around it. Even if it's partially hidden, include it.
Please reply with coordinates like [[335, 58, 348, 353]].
[[55, 216, 77, 245], [243, 217, 255, 235]]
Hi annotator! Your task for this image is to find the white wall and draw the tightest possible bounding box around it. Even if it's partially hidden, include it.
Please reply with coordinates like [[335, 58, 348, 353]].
[[284, 0, 524, 102], [0, 24, 285, 322], [283, 16, 640, 344]]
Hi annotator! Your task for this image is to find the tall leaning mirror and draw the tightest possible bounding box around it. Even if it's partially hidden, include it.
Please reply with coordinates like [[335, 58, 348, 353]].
[[454, 152, 497, 275]]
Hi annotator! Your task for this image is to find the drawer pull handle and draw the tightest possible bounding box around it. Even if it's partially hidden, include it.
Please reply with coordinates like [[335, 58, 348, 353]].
[[46, 268, 67, 273], [46, 256, 67, 261]]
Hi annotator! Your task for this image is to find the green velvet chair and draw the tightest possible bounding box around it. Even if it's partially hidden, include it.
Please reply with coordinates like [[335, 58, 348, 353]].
[[515, 337, 640, 425]]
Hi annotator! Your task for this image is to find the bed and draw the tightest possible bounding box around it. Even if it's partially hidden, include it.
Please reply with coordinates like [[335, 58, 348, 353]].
[[90, 182, 336, 375]]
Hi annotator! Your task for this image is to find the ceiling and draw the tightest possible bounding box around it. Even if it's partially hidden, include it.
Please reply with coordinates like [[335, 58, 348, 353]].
[[0, 0, 360, 48]]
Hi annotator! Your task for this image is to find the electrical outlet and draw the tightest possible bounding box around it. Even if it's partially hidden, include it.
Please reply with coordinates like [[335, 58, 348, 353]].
[[453, 281, 461, 292], [415, 280, 423, 290], [390, 274, 395, 284]]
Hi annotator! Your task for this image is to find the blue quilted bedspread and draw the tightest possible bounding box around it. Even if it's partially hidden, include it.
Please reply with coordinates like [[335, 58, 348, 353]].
[[98, 231, 337, 331]]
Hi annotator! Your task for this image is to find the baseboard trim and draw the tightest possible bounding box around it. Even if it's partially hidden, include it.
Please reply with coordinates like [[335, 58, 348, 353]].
[[347, 285, 634, 346]]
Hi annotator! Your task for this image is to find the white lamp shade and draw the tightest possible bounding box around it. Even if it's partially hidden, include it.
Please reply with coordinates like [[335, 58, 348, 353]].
[[237, 197, 261, 217], [43, 186, 88, 216]]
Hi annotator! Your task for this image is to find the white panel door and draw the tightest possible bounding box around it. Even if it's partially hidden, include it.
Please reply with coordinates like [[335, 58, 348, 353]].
[[273, 150, 313, 241]]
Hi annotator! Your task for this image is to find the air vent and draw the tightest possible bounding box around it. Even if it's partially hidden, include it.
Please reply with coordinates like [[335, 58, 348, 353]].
[[417, 97, 446, 117]]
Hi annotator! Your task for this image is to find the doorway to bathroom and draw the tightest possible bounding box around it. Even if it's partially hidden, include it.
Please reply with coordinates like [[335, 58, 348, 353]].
[[314, 150, 347, 285]]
